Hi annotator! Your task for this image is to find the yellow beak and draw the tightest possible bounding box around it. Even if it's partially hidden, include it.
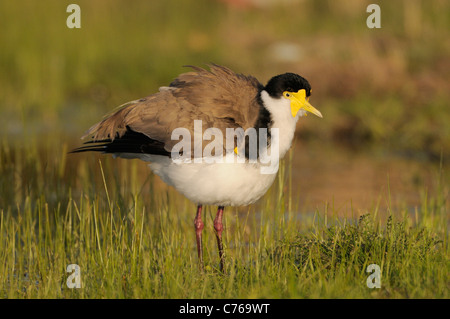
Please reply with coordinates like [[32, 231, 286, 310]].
[[288, 89, 323, 118]]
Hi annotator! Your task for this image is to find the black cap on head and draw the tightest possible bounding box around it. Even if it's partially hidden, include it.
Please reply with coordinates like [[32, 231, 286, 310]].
[[264, 73, 311, 98]]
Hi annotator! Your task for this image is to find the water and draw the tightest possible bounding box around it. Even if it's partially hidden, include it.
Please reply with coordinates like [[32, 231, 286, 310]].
[[289, 141, 446, 215]]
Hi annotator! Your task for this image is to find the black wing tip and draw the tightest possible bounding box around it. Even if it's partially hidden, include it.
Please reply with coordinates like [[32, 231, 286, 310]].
[[69, 128, 171, 157]]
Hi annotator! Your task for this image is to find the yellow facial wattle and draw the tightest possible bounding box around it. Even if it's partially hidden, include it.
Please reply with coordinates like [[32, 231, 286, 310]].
[[283, 89, 323, 118]]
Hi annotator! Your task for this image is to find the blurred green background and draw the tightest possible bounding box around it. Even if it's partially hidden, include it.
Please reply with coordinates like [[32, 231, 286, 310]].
[[0, 0, 449, 209]]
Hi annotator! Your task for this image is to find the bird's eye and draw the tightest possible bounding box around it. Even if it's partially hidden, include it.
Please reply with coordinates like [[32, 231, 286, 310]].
[[284, 92, 290, 98]]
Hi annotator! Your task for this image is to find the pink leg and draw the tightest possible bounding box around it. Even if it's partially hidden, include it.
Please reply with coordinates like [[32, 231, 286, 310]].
[[194, 205, 204, 270], [214, 206, 225, 272]]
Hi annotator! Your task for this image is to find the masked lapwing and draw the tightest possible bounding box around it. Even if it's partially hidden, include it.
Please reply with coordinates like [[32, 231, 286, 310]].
[[72, 64, 322, 272]]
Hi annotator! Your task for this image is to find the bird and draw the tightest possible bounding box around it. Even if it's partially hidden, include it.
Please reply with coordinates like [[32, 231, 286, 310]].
[[71, 64, 322, 272]]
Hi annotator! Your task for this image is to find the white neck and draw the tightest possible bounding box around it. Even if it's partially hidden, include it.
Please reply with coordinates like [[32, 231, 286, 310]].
[[260, 90, 304, 159]]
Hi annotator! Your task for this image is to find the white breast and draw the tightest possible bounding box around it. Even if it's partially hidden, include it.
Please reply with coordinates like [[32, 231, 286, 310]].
[[143, 154, 278, 206]]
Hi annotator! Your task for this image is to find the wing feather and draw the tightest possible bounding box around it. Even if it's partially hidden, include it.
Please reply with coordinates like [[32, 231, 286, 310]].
[[77, 64, 263, 157]]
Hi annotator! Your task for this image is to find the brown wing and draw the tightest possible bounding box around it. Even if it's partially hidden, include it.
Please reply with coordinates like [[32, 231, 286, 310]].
[[74, 64, 263, 157]]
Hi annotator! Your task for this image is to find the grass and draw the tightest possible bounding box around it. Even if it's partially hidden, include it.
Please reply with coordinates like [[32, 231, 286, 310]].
[[0, 141, 447, 298]]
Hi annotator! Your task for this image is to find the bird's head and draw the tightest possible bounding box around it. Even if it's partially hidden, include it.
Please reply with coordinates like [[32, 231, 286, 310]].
[[264, 73, 322, 118]]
